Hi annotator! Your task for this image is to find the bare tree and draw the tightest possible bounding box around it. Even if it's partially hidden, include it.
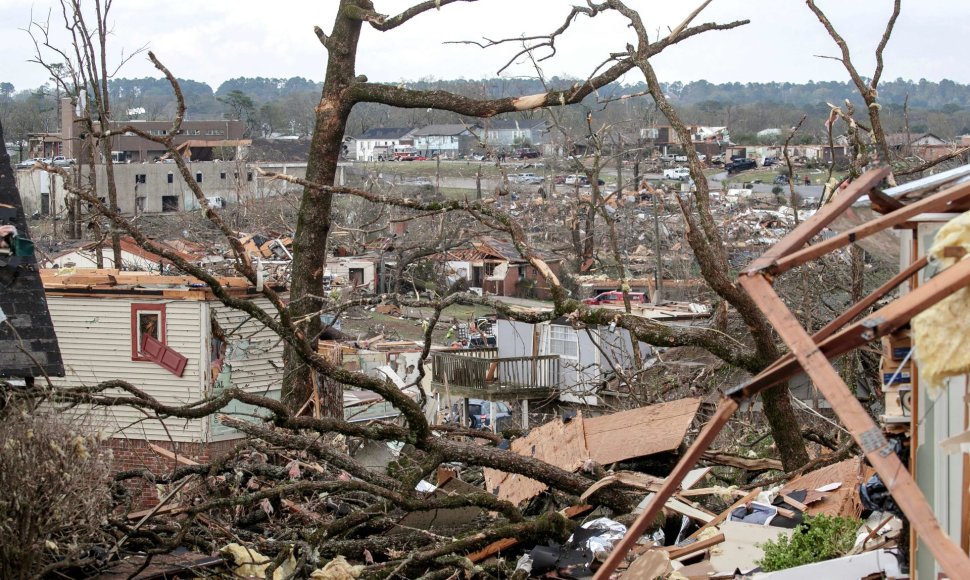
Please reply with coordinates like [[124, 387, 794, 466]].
[[27, 0, 147, 261], [281, 0, 746, 416]]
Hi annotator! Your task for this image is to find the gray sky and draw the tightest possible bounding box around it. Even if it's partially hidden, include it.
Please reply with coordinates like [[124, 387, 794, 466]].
[[1, 1, 966, 93]]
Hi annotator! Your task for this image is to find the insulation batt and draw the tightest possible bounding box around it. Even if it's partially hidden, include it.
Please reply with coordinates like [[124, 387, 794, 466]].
[[220, 543, 297, 579], [912, 210, 970, 394]]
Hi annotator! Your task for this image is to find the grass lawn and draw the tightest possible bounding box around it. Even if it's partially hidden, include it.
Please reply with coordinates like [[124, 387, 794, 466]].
[[352, 159, 622, 185], [722, 167, 846, 186]]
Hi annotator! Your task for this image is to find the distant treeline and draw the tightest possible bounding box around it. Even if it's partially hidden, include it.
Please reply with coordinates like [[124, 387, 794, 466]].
[[5, 76, 970, 146]]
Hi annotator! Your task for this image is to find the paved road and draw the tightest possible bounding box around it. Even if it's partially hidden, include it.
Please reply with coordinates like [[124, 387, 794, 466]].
[[710, 171, 824, 200]]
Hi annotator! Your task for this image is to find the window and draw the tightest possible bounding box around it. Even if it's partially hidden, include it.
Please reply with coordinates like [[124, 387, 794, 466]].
[[131, 304, 166, 361], [135, 174, 146, 184], [167, 172, 174, 184], [547, 325, 579, 359], [195, 172, 203, 183], [135, 197, 146, 213], [162, 195, 179, 212], [220, 172, 227, 180], [246, 171, 253, 182]]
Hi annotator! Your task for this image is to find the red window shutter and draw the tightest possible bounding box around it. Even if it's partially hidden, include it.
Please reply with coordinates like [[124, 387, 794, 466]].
[[141, 333, 166, 360], [141, 334, 188, 377], [157, 346, 188, 377]]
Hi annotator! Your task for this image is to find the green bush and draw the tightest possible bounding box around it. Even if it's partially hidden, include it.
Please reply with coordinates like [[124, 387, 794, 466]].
[[757, 514, 861, 572]]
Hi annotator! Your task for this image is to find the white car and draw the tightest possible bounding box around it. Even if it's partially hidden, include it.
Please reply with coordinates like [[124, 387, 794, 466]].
[[663, 167, 691, 180], [674, 155, 688, 162], [15, 158, 39, 169]]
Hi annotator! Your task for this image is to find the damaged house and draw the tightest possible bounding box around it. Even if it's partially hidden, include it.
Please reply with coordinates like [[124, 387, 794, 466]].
[[40, 269, 286, 475], [440, 235, 562, 299]]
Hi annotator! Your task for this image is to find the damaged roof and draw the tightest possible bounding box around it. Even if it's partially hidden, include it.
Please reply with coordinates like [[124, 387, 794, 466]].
[[0, 120, 64, 379]]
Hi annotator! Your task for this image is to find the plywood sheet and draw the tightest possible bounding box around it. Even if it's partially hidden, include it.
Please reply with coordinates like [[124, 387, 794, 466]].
[[483, 413, 588, 506], [584, 398, 701, 465], [708, 520, 793, 574], [779, 456, 871, 518]]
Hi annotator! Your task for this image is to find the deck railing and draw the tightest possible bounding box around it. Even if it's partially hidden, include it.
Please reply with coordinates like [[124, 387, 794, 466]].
[[431, 349, 560, 392]]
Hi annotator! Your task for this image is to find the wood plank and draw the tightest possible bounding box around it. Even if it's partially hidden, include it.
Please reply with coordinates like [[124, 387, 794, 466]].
[[149, 443, 200, 466], [465, 504, 591, 563], [771, 177, 970, 275], [813, 255, 928, 342], [593, 399, 740, 580], [680, 466, 712, 490], [738, 273, 970, 579], [781, 494, 810, 513], [583, 398, 701, 465], [702, 451, 783, 472], [744, 166, 889, 274], [727, 255, 970, 402], [779, 457, 870, 518], [483, 413, 588, 506], [664, 497, 714, 523], [688, 487, 762, 540], [662, 532, 725, 560]]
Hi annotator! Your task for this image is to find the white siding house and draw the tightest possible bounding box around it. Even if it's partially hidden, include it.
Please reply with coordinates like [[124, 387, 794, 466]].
[[412, 124, 477, 158], [43, 270, 284, 443], [354, 128, 415, 161]]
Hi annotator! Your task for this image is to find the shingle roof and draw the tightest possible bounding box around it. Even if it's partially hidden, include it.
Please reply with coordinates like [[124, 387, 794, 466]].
[[0, 120, 64, 378], [485, 119, 548, 131], [358, 127, 414, 140], [411, 124, 476, 137]]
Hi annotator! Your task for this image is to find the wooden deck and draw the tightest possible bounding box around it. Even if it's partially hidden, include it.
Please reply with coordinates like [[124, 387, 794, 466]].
[[431, 348, 560, 399]]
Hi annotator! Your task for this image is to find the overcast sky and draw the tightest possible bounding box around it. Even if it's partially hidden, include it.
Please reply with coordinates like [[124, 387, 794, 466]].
[[1, 1, 966, 93]]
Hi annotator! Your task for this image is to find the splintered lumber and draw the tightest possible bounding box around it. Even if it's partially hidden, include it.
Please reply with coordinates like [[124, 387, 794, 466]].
[[584, 398, 701, 465], [580, 471, 665, 501], [466, 504, 591, 563], [149, 443, 200, 466], [664, 497, 715, 524], [701, 451, 783, 472], [779, 456, 871, 518], [662, 532, 726, 560], [688, 487, 762, 540]]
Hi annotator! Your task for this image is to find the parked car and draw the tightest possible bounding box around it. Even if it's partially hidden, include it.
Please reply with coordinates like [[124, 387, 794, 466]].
[[564, 174, 589, 186], [52, 156, 76, 166], [710, 154, 724, 165], [763, 156, 780, 167], [515, 148, 540, 159], [458, 399, 512, 430], [659, 153, 677, 162], [726, 158, 757, 174], [582, 290, 647, 306], [663, 167, 691, 180], [15, 158, 39, 169], [674, 155, 688, 162], [510, 172, 542, 184]]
